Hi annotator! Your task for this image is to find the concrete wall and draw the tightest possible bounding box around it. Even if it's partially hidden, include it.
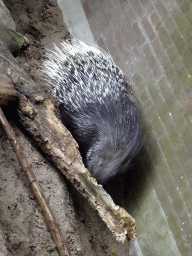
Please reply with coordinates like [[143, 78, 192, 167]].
[[57, 0, 96, 44], [59, 0, 192, 255]]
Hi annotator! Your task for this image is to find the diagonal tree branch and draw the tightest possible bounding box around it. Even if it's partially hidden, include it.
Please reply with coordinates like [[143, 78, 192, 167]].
[[0, 106, 71, 256]]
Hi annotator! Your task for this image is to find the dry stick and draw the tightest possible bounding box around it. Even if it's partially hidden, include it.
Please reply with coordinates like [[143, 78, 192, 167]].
[[0, 107, 71, 256]]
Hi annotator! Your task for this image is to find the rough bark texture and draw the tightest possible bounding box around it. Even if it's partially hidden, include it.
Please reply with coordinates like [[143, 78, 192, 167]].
[[0, 74, 18, 105], [0, 23, 28, 53], [0, 0, 15, 30]]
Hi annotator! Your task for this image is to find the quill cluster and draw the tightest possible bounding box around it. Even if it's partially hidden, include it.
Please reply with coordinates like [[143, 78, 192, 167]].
[[43, 40, 143, 185]]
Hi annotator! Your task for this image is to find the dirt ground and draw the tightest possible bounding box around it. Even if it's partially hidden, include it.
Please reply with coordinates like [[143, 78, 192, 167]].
[[0, 0, 134, 255]]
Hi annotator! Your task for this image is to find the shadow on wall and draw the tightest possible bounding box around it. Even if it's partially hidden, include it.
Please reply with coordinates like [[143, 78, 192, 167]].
[[124, 141, 154, 212], [105, 131, 156, 214]]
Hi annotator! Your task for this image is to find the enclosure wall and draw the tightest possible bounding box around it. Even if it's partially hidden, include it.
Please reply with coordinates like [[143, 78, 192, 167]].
[[76, 0, 192, 255]]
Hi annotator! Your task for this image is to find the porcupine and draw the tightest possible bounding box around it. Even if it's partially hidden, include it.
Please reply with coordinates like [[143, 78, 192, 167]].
[[43, 40, 143, 185]]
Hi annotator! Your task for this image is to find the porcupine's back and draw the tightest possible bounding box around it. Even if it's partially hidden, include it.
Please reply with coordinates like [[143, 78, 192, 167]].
[[43, 40, 143, 185]]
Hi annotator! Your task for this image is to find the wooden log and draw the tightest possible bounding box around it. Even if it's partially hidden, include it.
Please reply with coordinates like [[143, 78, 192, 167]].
[[0, 74, 18, 105], [17, 96, 136, 242], [0, 24, 28, 53], [0, 0, 16, 31]]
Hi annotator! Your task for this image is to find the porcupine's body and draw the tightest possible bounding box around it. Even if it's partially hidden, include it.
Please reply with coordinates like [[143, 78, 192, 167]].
[[43, 40, 143, 185]]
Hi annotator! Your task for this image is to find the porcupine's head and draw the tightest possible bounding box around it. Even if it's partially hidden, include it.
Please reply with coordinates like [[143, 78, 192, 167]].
[[42, 39, 143, 185], [82, 92, 143, 185]]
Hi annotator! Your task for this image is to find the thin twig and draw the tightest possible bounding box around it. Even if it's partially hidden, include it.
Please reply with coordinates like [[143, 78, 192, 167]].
[[0, 107, 71, 256]]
